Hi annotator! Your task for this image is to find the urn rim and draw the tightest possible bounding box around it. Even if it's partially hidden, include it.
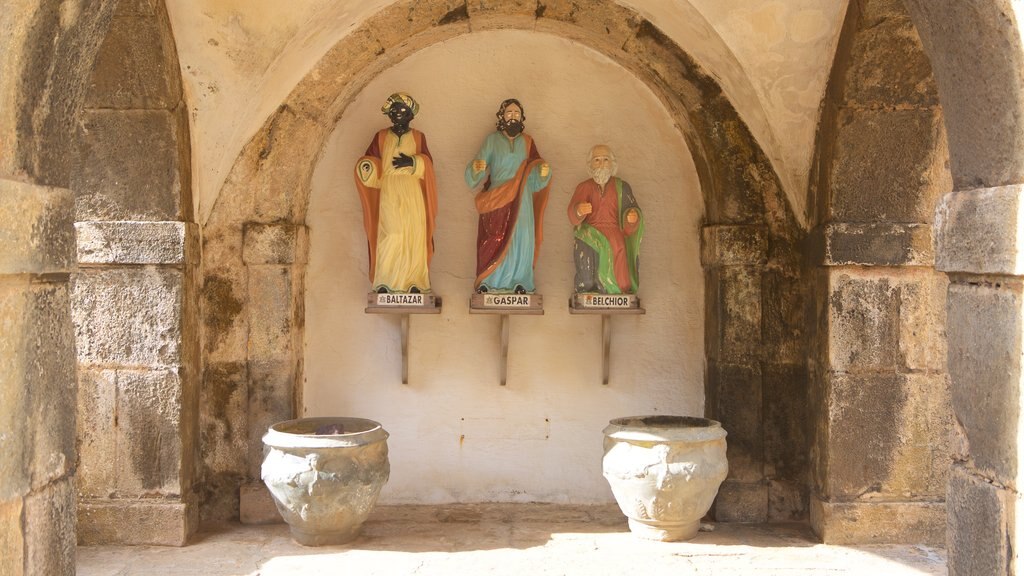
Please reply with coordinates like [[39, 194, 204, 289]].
[[263, 417, 389, 449], [603, 415, 726, 442]]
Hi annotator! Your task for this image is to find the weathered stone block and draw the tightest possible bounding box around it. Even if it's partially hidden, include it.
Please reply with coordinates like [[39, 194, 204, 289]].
[[946, 464, 1010, 576], [115, 369, 185, 495], [74, 109, 186, 221], [2, 0, 118, 189], [243, 223, 303, 265], [707, 362, 763, 483], [705, 267, 762, 362], [947, 281, 1022, 485], [247, 361, 295, 479], [763, 364, 809, 483], [466, 0, 536, 29], [829, 108, 949, 223], [700, 225, 767, 268], [75, 368, 117, 499], [714, 480, 767, 523], [902, 0, 1024, 190], [83, 14, 181, 109], [23, 478, 75, 576], [247, 266, 294, 365], [0, 179, 75, 275], [826, 269, 946, 373], [0, 497, 25, 576], [817, 223, 935, 267], [72, 267, 184, 367], [202, 263, 248, 365], [536, 0, 642, 55], [291, 28, 385, 119], [200, 362, 249, 479], [76, 221, 197, 265], [0, 280, 75, 495], [767, 479, 807, 522], [810, 497, 945, 545], [115, 0, 156, 16], [78, 498, 195, 546], [821, 372, 949, 500], [0, 278, 76, 498], [843, 0, 938, 108], [762, 271, 805, 365], [252, 109, 323, 222], [936, 185, 1024, 275], [239, 483, 283, 525], [363, 0, 465, 53]]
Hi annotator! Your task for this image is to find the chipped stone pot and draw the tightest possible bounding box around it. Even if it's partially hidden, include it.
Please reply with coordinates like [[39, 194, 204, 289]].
[[602, 416, 728, 541], [261, 417, 390, 546]]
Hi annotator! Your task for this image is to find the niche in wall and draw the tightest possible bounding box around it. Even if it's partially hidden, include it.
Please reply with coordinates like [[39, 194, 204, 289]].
[[306, 29, 704, 504]]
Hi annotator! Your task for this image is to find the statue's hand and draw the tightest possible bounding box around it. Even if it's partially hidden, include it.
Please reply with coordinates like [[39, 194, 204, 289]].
[[626, 209, 639, 224], [539, 162, 550, 178], [472, 159, 487, 174], [577, 202, 593, 217], [392, 153, 414, 169]]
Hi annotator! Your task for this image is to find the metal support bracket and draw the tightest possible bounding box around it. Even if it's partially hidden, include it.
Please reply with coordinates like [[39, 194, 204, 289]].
[[568, 296, 645, 385], [365, 293, 442, 385]]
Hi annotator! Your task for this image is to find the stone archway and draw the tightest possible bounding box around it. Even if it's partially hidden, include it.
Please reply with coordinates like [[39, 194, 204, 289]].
[[198, 0, 808, 524], [900, 2, 1024, 574], [1, 1, 119, 573]]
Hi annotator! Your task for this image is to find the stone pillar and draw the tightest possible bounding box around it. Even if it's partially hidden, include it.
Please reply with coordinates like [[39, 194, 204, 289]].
[[0, 180, 79, 575], [72, 222, 199, 545], [237, 222, 307, 523], [70, 0, 198, 545], [807, 0, 951, 544], [703, 224, 769, 522], [935, 186, 1024, 574], [809, 230, 949, 544]]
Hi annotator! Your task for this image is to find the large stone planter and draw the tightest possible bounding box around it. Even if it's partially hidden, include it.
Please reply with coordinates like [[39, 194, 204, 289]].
[[261, 417, 390, 546], [602, 415, 728, 541]]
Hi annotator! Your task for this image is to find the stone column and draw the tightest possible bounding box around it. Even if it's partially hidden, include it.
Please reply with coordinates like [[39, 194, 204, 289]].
[[703, 224, 768, 522], [238, 222, 307, 523], [0, 180, 79, 575], [72, 223, 199, 545], [936, 187, 1024, 574], [69, 0, 198, 545], [806, 0, 952, 544], [809, 225, 949, 544]]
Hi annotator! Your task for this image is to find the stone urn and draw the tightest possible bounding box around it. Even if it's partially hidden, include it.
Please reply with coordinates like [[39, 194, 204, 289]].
[[602, 415, 728, 541], [261, 417, 390, 546]]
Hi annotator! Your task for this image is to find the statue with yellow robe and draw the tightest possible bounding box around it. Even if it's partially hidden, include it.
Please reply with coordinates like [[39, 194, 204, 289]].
[[354, 93, 438, 294]]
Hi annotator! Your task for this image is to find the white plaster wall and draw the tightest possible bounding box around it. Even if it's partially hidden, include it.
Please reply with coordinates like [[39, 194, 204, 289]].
[[167, 0, 847, 229], [305, 30, 703, 504]]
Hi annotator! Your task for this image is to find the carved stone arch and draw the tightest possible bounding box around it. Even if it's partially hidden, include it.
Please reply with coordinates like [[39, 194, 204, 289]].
[[200, 0, 807, 523], [899, 1, 1024, 573]]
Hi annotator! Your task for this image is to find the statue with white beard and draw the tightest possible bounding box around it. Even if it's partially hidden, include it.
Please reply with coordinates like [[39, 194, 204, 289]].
[[567, 145, 644, 295]]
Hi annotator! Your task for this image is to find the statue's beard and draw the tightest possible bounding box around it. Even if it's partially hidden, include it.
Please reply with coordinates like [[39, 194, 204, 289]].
[[591, 166, 613, 187], [500, 119, 524, 137]]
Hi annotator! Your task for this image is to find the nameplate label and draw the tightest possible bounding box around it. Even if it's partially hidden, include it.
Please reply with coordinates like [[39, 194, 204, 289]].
[[377, 293, 426, 306], [483, 294, 533, 307], [577, 294, 638, 309]]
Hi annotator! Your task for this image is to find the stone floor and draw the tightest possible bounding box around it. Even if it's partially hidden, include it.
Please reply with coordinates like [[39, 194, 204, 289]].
[[77, 505, 947, 575]]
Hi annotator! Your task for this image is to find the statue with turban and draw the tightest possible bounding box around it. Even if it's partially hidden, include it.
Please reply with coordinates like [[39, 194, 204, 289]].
[[354, 92, 438, 294]]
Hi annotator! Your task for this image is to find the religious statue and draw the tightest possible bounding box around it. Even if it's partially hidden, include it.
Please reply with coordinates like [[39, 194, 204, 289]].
[[465, 98, 552, 294], [354, 92, 438, 294], [567, 145, 643, 294]]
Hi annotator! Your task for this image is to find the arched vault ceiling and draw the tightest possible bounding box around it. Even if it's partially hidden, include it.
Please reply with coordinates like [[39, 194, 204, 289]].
[[167, 0, 848, 228]]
